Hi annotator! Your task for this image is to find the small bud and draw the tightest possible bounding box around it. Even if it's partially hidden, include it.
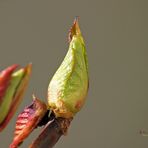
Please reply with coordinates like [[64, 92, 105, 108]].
[[0, 64, 32, 131], [10, 96, 47, 148], [47, 18, 89, 118]]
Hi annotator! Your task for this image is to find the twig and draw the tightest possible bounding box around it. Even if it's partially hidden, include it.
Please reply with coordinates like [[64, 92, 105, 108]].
[[29, 118, 72, 148]]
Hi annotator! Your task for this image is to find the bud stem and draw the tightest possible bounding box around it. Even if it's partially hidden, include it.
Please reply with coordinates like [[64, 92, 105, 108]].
[[30, 118, 72, 148]]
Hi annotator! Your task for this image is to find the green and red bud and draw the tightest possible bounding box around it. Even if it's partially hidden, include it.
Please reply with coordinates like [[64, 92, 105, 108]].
[[0, 64, 32, 131], [0, 64, 18, 105], [47, 18, 89, 118]]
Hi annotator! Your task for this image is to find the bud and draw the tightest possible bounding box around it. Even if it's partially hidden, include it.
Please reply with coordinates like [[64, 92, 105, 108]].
[[47, 18, 89, 118], [10, 96, 47, 148], [0, 64, 32, 131]]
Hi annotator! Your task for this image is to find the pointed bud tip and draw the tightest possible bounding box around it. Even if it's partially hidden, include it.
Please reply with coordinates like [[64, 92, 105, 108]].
[[8, 64, 19, 71], [24, 63, 32, 75], [0, 64, 19, 77], [68, 17, 81, 42]]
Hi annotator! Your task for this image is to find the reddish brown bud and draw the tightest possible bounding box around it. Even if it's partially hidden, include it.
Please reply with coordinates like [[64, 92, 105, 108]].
[[10, 96, 47, 148]]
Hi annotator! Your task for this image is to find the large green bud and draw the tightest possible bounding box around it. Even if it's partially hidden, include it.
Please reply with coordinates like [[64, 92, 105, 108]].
[[47, 18, 89, 118]]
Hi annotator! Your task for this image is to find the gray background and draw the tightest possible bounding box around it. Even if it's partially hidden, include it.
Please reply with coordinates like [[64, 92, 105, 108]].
[[0, 0, 148, 148]]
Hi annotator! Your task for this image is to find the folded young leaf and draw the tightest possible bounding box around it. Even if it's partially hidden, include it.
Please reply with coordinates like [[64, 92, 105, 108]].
[[47, 18, 89, 118], [0, 64, 18, 105], [10, 96, 47, 148], [0, 64, 32, 131]]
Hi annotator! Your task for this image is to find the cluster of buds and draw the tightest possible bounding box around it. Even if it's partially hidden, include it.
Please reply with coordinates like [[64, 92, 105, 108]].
[[0, 18, 89, 148]]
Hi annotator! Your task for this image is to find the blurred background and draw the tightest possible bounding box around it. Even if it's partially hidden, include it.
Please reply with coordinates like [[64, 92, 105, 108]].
[[0, 0, 148, 148]]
